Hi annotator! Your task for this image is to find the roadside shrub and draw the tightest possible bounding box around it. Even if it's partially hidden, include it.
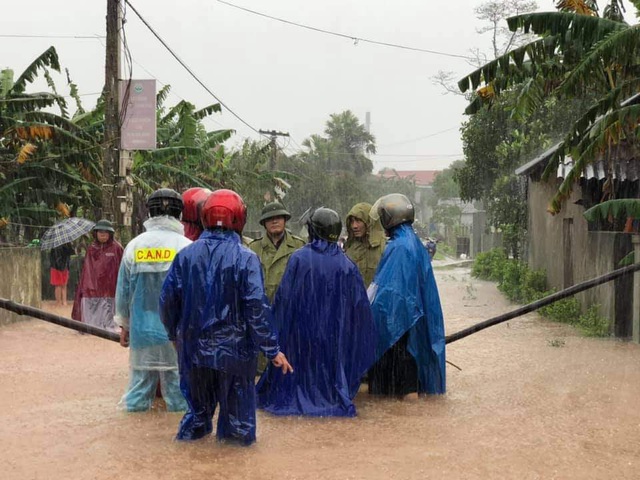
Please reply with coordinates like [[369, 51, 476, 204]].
[[521, 268, 547, 303], [472, 248, 508, 281], [498, 260, 528, 302], [576, 305, 610, 337], [539, 297, 581, 324], [471, 249, 608, 337]]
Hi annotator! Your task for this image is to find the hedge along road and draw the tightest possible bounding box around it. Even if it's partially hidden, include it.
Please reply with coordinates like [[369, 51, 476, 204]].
[[1, 266, 639, 480]]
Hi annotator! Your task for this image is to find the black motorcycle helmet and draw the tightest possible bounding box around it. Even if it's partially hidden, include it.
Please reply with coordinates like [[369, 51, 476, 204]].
[[146, 188, 183, 219], [306, 207, 342, 242]]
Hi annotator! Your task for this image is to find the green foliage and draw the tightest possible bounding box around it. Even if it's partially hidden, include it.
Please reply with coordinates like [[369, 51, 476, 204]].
[[472, 247, 609, 335], [457, 88, 589, 256], [497, 260, 529, 301], [583, 199, 640, 222], [300, 110, 375, 176], [576, 304, 611, 337], [539, 297, 581, 324], [431, 203, 462, 230], [458, 4, 640, 213], [0, 47, 103, 244], [429, 160, 463, 206], [472, 247, 509, 281]]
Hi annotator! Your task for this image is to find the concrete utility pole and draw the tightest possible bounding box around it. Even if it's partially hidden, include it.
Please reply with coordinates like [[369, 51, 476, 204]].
[[102, 0, 122, 222], [259, 129, 289, 170]]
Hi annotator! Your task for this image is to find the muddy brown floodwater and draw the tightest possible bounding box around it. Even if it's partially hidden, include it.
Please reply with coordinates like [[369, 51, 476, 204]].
[[2, 267, 640, 479]]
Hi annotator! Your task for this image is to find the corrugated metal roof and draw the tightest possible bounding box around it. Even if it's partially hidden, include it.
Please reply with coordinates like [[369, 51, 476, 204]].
[[515, 93, 640, 180], [515, 143, 640, 182], [514, 142, 561, 176], [557, 157, 640, 181]]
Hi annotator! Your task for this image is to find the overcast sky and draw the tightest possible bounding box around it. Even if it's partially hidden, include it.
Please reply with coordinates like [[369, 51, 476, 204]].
[[3, 0, 564, 172]]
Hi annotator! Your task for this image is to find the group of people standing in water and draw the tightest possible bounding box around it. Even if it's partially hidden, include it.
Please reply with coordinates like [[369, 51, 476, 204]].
[[59, 186, 446, 446]]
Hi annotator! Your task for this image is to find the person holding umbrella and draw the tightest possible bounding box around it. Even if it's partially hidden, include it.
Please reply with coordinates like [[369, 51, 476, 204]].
[[40, 217, 97, 307], [49, 243, 75, 307], [72, 220, 124, 331]]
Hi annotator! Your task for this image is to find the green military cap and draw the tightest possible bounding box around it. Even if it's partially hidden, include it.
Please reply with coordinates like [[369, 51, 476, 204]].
[[93, 219, 115, 233], [259, 202, 291, 226]]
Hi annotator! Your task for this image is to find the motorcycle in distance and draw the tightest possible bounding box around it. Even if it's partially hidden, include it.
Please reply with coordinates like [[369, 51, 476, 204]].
[[424, 237, 437, 260]]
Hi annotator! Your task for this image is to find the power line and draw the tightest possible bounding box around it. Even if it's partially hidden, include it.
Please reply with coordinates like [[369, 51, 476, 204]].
[[0, 34, 104, 39], [215, 0, 474, 60], [374, 153, 462, 158], [373, 157, 464, 165], [96, 33, 227, 128], [124, 0, 261, 136], [378, 127, 459, 148]]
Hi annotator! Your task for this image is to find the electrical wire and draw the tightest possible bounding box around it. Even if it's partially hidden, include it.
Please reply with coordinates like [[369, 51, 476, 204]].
[[124, 0, 262, 136], [378, 126, 459, 148], [215, 0, 474, 60], [372, 157, 463, 164], [118, 2, 134, 130], [0, 34, 104, 39], [373, 153, 462, 158]]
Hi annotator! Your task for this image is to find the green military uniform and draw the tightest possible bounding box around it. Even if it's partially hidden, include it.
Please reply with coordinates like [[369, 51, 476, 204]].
[[249, 230, 305, 302], [344, 202, 386, 287], [250, 202, 305, 375]]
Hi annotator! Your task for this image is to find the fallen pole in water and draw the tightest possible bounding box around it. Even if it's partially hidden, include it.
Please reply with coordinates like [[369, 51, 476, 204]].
[[445, 262, 640, 344], [0, 298, 119, 343], [1, 262, 640, 346]]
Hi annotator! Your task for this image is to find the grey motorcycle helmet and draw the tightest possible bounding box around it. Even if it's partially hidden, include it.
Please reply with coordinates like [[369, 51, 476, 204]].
[[371, 193, 415, 231]]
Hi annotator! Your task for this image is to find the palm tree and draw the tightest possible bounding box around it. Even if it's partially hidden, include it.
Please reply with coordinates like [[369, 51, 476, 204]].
[[458, 1, 640, 213], [324, 110, 376, 176]]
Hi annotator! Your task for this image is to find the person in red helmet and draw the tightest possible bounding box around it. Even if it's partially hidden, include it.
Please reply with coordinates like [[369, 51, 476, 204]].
[[160, 189, 293, 445], [181, 187, 212, 241]]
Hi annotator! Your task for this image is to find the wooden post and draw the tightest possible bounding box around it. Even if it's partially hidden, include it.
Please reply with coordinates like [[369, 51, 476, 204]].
[[632, 235, 640, 343], [102, 0, 121, 222]]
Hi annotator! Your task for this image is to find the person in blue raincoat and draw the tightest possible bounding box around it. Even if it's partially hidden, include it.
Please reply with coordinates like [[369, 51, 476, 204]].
[[160, 189, 293, 445], [367, 193, 446, 397], [115, 188, 191, 412], [257, 207, 377, 417]]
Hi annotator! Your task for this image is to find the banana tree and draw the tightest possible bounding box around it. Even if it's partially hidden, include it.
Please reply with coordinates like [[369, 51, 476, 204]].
[[0, 47, 102, 244], [584, 198, 640, 263], [126, 86, 235, 232], [458, 1, 640, 213]]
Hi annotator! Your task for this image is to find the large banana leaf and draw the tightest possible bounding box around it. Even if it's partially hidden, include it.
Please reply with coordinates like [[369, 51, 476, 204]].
[[10, 46, 60, 95], [583, 199, 640, 222]]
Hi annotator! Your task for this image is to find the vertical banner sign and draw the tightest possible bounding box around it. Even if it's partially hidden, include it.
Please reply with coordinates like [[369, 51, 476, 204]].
[[119, 79, 156, 150]]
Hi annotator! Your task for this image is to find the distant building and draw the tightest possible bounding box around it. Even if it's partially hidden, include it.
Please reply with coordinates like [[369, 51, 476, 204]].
[[377, 169, 440, 223]]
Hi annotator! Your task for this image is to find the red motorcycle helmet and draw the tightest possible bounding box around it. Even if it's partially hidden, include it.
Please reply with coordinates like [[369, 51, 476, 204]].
[[201, 189, 247, 234], [182, 187, 212, 223]]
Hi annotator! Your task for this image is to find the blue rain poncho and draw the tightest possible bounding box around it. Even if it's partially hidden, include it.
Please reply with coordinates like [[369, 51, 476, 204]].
[[160, 229, 280, 375], [369, 223, 446, 394], [160, 230, 281, 443], [257, 239, 377, 417], [114, 216, 192, 371]]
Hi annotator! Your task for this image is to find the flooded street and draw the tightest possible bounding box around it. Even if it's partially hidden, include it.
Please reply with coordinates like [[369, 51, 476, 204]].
[[2, 266, 640, 479]]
